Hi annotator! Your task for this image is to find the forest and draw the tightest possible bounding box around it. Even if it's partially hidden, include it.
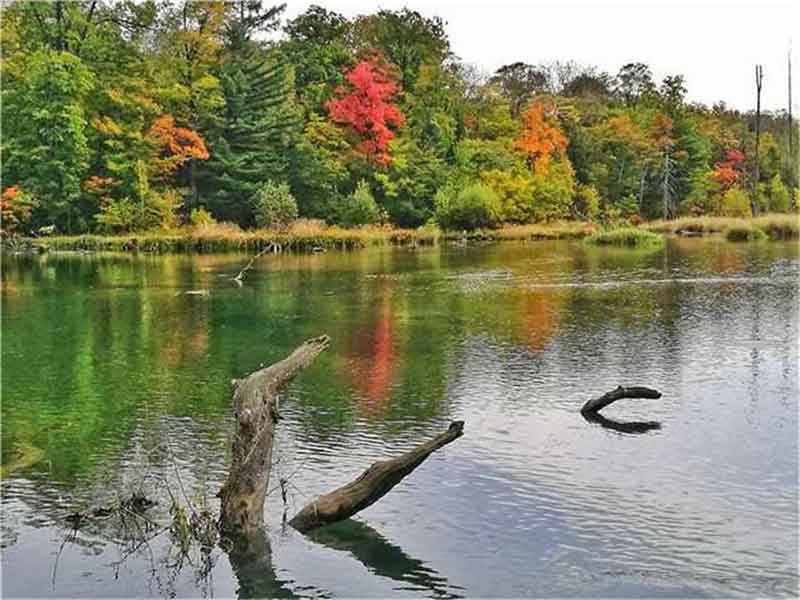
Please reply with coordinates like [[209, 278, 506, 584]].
[[1, 0, 797, 236]]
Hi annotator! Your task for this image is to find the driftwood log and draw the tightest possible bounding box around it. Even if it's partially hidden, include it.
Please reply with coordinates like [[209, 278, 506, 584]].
[[219, 335, 465, 537], [218, 335, 330, 534], [289, 421, 464, 533], [580, 385, 662, 415]]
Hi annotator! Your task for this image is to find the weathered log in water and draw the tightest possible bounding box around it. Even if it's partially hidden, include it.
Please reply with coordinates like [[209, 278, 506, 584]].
[[218, 334, 464, 536], [218, 335, 330, 534], [580, 385, 662, 415], [288, 421, 464, 534]]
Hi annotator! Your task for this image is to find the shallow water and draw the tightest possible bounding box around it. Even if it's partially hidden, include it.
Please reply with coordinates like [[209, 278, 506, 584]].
[[1, 238, 798, 598]]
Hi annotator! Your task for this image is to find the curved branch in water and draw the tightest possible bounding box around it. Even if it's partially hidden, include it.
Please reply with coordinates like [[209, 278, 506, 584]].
[[580, 385, 662, 415]]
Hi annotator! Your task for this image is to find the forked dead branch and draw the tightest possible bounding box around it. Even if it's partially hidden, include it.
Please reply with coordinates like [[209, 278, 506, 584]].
[[218, 335, 464, 536]]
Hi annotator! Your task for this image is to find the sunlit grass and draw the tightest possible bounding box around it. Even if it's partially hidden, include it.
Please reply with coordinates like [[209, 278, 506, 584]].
[[584, 227, 665, 247], [724, 224, 768, 242], [20, 214, 798, 254], [37, 222, 442, 253], [643, 213, 799, 239], [442, 221, 597, 242]]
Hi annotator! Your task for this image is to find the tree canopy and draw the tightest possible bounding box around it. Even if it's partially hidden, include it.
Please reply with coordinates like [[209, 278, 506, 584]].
[[1, 1, 796, 234]]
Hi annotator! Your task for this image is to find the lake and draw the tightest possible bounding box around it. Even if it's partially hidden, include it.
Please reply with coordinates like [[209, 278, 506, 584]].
[[1, 237, 798, 598]]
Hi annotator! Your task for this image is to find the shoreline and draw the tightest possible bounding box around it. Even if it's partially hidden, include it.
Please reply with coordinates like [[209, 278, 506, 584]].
[[2, 215, 796, 255]]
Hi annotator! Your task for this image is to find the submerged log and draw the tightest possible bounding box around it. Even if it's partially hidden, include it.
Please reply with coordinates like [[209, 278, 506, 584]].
[[218, 335, 330, 534], [580, 385, 662, 415], [289, 421, 465, 534]]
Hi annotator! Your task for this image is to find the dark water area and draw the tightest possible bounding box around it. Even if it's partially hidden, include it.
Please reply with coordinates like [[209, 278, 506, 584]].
[[1, 238, 798, 598]]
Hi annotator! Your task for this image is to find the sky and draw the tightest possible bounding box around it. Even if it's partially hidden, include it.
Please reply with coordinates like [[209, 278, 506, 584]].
[[280, 0, 798, 112]]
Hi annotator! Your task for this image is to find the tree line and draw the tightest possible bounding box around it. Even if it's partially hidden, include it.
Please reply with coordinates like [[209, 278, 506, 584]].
[[1, 1, 797, 235]]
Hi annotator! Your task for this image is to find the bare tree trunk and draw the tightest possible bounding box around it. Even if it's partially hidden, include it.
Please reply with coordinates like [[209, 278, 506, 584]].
[[289, 421, 465, 534], [753, 65, 764, 216], [662, 148, 673, 219], [638, 162, 649, 212], [218, 335, 330, 535], [790, 49, 796, 205], [580, 385, 662, 415]]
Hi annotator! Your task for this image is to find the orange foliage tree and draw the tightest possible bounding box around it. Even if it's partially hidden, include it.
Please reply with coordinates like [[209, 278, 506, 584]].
[[514, 101, 567, 174], [1, 186, 37, 234], [148, 115, 210, 176]]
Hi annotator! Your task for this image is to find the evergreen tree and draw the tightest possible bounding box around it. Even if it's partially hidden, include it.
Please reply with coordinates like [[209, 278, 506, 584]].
[[201, 50, 298, 224]]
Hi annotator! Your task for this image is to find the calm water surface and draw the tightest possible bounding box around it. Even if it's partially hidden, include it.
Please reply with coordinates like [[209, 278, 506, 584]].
[[1, 238, 798, 598]]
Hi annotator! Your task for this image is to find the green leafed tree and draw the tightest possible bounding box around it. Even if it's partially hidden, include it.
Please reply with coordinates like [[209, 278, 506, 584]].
[[2, 49, 94, 232]]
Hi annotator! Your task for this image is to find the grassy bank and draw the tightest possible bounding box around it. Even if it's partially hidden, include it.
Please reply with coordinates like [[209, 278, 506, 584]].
[[643, 213, 799, 239], [7, 221, 441, 254], [4, 220, 594, 254], [440, 221, 597, 243], [4, 214, 797, 254]]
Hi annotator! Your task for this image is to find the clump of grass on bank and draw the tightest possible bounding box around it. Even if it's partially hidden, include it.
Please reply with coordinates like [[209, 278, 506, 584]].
[[584, 227, 665, 247], [724, 224, 768, 242], [752, 214, 800, 239]]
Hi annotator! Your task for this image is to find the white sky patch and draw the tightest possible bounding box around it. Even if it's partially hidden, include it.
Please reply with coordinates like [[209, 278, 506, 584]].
[[280, 0, 798, 112]]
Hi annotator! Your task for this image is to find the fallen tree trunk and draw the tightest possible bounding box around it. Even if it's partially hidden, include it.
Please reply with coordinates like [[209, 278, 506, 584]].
[[580, 385, 662, 415], [218, 335, 330, 534], [289, 421, 464, 534]]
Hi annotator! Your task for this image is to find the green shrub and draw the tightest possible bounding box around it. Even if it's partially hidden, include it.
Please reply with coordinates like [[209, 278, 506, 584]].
[[584, 227, 664, 247], [573, 184, 600, 221], [480, 169, 534, 223], [617, 193, 639, 218], [768, 175, 791, 213], [337, 180, 380, 227], [725, 224, 767, 242], [150, 188, 182, 229], [718, 187, 751, 218], [530, 159, 576, 221], [190, 207, 216, 227], [253, 181, 298, 229], [680, 169, 716, 215], [434, 182, 502, 230], [95, 198, 139, 233]]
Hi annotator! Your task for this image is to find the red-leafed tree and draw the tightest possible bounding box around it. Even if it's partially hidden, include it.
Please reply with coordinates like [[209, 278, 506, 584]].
[[326, 60, 405, 164], [713, 149, 745, 189]]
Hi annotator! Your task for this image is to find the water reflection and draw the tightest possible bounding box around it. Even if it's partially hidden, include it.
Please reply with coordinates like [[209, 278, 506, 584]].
[[2, 238, 798, 597], [581, 411, 662, 435], [307, 519, 461, 598]]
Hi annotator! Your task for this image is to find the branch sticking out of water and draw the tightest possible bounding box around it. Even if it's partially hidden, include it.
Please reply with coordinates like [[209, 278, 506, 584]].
[[580, 385, 662, 415], [218, 335, 330, 535], [288, 421, 465, 534], [230, 244, 280, 286]]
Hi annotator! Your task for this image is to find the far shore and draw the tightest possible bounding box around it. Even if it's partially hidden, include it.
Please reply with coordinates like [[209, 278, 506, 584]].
[[2, 214, 797, 255]]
